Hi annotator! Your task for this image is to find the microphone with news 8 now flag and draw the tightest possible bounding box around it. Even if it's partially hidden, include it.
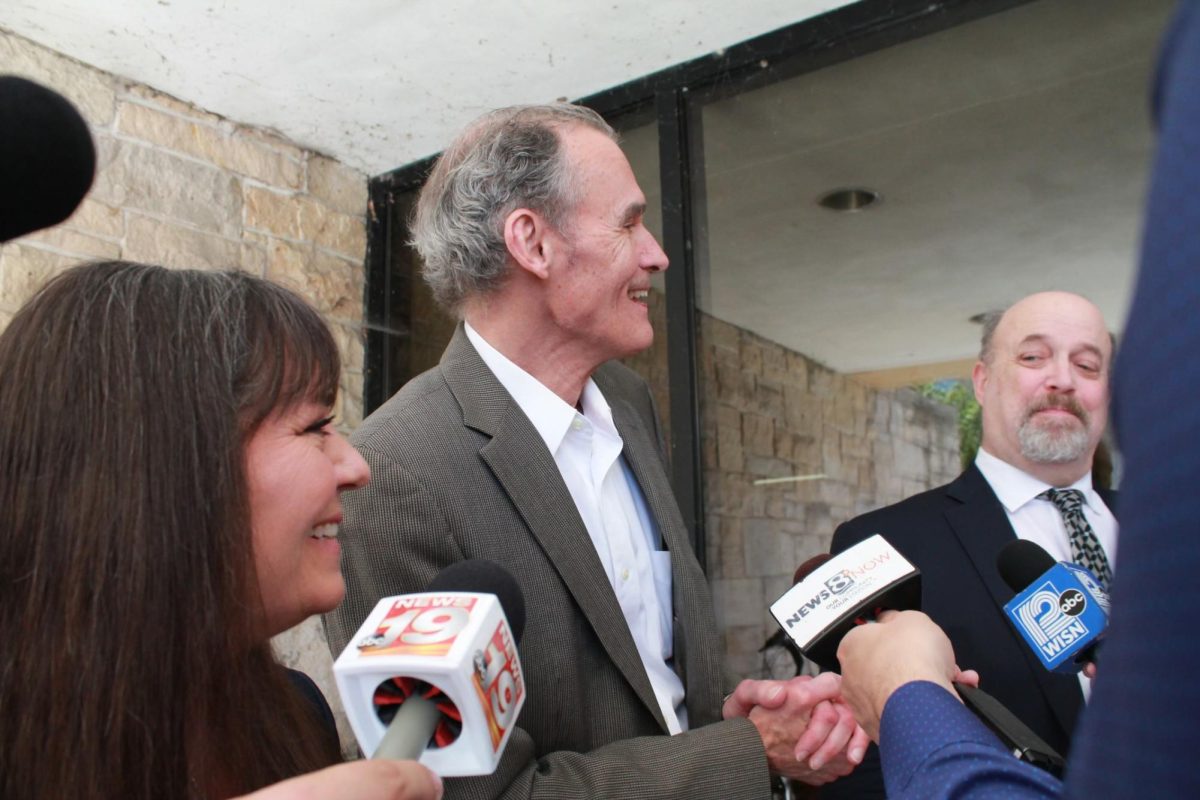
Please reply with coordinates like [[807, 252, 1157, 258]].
[[998, 539, 1110, 674], [768, 534, 920, 670], [334, 560, 526, 776], [770, 535, 1066, 775]]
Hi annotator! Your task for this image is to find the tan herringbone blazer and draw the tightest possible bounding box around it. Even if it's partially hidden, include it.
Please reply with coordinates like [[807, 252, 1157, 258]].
[[324, 325, 769, 799]]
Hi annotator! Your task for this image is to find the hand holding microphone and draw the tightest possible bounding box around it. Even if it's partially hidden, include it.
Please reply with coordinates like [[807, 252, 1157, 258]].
[[769, 542, 961, 742], [769, 538, 922, 671], [836, 610, 977, 742], [771, 535, 1065, 774]]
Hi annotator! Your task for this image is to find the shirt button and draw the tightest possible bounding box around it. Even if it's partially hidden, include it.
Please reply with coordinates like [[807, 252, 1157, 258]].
[[621, 568, 630, 581], [572, 419, 585, 431]]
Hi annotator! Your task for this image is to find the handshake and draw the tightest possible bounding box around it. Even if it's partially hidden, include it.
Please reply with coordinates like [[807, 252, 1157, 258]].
[[721, 672, 871, 786]]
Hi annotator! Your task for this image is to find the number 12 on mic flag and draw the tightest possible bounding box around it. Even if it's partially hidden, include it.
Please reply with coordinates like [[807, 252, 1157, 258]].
[[1003, 562, 1109, 673]]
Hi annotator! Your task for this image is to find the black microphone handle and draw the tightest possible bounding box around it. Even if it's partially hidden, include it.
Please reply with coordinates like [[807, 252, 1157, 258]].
[[954, 682, 1065, 777], [819, 599, 1068, 773]]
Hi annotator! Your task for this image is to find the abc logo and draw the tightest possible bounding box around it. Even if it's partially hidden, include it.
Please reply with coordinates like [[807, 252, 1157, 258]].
[[1058, 588, 1086, 617]]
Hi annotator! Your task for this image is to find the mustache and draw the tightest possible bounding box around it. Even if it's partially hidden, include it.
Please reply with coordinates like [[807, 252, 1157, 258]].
[[1024, 393, 1089, 425]]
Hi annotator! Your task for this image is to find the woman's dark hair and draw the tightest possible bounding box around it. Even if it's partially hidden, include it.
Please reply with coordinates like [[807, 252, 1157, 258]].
[[0, 261, 344, 798]]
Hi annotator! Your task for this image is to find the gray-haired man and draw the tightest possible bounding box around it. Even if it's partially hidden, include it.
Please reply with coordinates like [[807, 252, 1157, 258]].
[[325, 104, 867, 799]]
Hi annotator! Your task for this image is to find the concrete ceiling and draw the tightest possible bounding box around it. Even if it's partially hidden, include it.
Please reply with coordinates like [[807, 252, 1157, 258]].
[[2, 0, 853, 175]]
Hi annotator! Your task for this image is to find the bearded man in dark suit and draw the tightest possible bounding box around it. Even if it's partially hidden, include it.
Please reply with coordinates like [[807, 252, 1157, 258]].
[[324, 104, 868, 800], [826, 290, 1117, 799]]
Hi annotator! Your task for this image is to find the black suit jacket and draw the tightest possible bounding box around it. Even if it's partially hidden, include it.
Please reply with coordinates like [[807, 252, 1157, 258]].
[[824, 464, 1116, 799]]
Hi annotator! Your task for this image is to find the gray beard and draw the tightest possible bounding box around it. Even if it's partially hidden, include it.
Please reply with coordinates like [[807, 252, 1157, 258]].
[[1018, 420, 1090, 463]]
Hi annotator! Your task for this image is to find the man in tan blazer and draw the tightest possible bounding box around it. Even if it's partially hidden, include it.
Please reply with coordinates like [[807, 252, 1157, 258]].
[[324, 104, 867, 799]]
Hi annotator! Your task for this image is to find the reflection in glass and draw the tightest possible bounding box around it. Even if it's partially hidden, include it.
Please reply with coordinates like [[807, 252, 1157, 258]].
[[694, 0, 1169, 678]]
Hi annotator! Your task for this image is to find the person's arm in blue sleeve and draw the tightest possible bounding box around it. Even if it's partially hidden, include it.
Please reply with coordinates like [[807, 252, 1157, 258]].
[[838, 610, 1061, 800], [880, 681, 1060, 800]]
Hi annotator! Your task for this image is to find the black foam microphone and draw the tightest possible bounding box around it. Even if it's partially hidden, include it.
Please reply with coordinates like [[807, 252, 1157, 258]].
[[998, 539, 1058, 591], [0, 75, 96, 242], [425, 559, 526, 641]]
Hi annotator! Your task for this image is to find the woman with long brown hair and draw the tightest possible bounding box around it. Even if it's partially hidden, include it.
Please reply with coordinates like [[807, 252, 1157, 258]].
[[0, 260, 440, 800]]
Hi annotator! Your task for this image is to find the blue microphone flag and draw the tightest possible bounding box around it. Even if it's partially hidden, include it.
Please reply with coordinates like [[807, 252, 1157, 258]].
[[1003, 562, 1110, 673]]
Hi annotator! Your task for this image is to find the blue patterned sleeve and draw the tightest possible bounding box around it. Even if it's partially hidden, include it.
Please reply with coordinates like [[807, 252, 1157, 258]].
[[879, 681, 1062, 800]]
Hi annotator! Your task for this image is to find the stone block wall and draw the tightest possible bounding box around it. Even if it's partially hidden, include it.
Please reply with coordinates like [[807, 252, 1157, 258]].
[[0, 31, 368, 427], [697, 313, 960, 681], [0, 29, 367, 753]]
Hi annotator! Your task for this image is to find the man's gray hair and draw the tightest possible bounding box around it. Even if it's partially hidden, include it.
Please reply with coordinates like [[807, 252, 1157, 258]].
[[411, 103, 616, 314]]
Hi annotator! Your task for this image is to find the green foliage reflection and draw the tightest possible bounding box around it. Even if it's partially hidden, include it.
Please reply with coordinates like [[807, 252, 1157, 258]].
[[917, 380, 981, 471]]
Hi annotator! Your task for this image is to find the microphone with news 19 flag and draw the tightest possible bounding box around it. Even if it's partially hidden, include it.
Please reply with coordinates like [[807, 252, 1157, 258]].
[[769, 534, 1066, 775], [998, 539, 1109, 674], [334, 560, 526, 776]]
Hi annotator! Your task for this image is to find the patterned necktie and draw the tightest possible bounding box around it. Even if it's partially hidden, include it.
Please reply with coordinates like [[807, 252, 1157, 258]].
[[1038, 488, 1112, 592]]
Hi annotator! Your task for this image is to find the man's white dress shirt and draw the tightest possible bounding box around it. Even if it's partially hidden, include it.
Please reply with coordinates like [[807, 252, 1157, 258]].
[[465, 323, 686, 733]]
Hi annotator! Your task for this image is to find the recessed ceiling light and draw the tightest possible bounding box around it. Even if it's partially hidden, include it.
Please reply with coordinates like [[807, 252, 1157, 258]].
[[817, 188, 881, 212]]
